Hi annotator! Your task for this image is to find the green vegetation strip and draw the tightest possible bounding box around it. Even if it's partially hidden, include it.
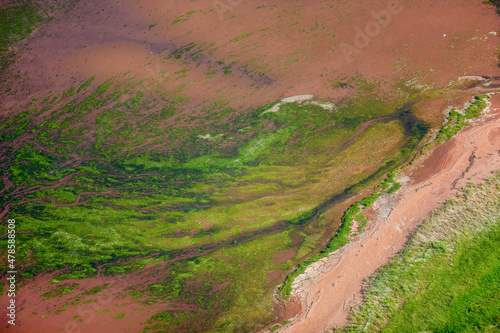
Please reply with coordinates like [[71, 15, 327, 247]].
[[437, 94, 489, 142], [279, 175, 401, 300], [342, 172, 500, 332]]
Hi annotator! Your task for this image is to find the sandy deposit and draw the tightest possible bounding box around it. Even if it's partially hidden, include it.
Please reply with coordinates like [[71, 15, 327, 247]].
[[262, 95, 337, 114], [274, 94, 500, 333]]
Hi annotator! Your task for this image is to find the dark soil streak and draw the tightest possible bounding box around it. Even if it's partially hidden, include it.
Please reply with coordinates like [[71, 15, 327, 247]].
[[452, 150, 477, 188]]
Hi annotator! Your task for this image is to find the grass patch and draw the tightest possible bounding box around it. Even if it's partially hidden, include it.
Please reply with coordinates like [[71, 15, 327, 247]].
[[270, 324, 281, 331], [437, 94, 489, 142], [379, 172, 401, 194], [342, 172, 500, 332], [230, 33, 253, 42], [115, 312, 125, 319], [41, 283, 79, 299]]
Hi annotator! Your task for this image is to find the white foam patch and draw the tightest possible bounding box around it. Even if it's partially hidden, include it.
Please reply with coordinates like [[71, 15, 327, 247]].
[[262, 94, 336, 114]]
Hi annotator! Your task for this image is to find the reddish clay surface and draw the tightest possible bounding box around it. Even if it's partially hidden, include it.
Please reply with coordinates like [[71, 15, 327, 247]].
[[275, 95, 500, 333], [2, 0, 500, 111], [1, 271, 165, 333]]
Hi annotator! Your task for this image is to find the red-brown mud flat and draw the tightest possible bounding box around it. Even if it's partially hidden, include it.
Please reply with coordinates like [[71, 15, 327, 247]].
[[2, 0, 500, 112], [0, 261, 212, 332], [273, 95, 500, 333], [1, 272, 159, 333]]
